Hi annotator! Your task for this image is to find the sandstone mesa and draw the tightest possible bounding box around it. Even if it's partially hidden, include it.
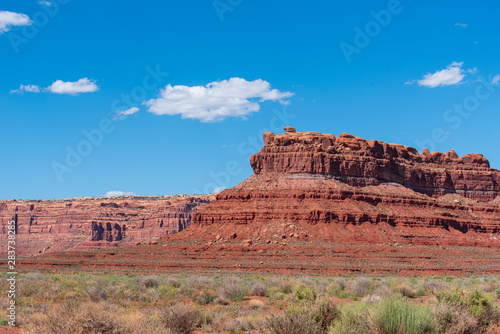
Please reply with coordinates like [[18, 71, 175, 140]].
[[2, 128, 500, 275]]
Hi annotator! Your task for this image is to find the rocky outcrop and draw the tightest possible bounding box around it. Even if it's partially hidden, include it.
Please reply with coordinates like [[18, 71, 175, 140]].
[[250, 130, 498, 202], [0, 195, 211, 256], [194, 128, 500, 248], [90, 221, 123, 242], [12, 128, 500, 276]]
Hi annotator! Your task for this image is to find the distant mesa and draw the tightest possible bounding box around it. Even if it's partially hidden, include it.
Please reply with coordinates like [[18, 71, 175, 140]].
[[0, 195, 211, 256]]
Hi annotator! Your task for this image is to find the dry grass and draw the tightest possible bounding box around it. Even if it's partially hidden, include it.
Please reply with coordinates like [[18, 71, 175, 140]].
[[5, 272, 500, 334], [248, 298, 265, 309], [158, 304, 201, 334], [26, 302, 125, 334]]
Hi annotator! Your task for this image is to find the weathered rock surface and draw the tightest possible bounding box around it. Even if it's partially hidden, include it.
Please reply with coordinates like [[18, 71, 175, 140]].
[[194, 128, 500, 249], [250, 131, 499, 201], [0, 195, 211, 256], [8, 128, 500, 276]]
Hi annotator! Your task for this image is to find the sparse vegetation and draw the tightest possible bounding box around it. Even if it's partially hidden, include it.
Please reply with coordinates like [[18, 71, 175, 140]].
[[139, 275, 161, 288], [2, 272, 500, 333], [265, 311, 323, 334], [158, 304, 201, 334]]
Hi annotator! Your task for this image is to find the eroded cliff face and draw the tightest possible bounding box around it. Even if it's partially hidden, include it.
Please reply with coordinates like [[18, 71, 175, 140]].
[[14, 128, 500, 276], [0, 195, 211, 256], [194, 128, 500, 248], [250, 128, 499, 202]]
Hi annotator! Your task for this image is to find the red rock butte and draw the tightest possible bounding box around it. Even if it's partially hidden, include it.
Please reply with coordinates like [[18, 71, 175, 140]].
[[8, 128, 500, 276], [253, 127, 498, 201], [194, 127, 500, 230]]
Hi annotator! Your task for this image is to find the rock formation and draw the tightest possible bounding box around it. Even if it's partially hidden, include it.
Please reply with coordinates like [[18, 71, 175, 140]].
[[194, 128, 500, 248], [9, 128, 500, 276], [251, 129, 498, 201], [0, 195, 211, 256]]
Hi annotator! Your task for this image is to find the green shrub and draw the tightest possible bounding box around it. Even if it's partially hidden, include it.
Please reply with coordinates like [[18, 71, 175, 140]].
[[192, 289, 215, 305], [180, 276, 212, 297], [329, 303, 370, 334], [327, 278, 348, 298], [279, 280, 294, 294], [368, 298, 436, 334], [294, 285, 317, 301], [436, 288, 500, 328]]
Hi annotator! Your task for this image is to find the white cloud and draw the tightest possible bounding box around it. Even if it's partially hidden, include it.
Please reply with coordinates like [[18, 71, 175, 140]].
[[10, 78, 99, 95], [38, 0, 52, 6], [455, 22, 468, 28], [144, 77, 294, 122], [492, 75, 500, 85], [114, 107, 140, 120], [213, 187, 225, 194], [105, 191, 135, 197], [416, 62, 465, 87], [9, 84, 41, 94], [467, 67, 478, 74], [46, 78, 99, 94], [0, 10, 32, 34]]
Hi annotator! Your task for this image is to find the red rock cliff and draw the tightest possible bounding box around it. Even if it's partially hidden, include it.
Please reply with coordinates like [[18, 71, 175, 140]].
[[250, 128, 498, 202], [0, 195, 211, 256], [14, 129, 500, 276], [194, 128, 500, 248]]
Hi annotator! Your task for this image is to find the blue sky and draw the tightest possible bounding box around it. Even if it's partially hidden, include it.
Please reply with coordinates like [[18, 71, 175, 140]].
[[1, 0, 499, 200]]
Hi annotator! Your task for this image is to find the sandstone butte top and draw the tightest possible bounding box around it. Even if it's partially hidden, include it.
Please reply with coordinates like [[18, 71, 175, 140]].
[[250, 127, 500, 202]]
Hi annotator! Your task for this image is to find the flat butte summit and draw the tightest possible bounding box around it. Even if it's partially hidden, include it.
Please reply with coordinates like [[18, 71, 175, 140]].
[[3, 127, 500, 276]]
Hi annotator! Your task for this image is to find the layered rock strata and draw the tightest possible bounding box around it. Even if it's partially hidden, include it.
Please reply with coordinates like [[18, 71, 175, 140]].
[[194, 128, 500, 248], [11, 128, 500, 276], [0, 195, 211, 256], [251, 128, 499, 202]]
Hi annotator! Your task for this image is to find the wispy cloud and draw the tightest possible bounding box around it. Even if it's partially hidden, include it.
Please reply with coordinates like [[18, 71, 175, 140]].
[[9, 84, 41, 94], [144, 77, 294, 122], [105, 191, 135, 197], [492, 75, 500, 85], [10, 78, 99, 95], [0, 10, 32, 34], [455, 22, 468, 28], [213, 187, 225, 194], [114, 107, 140, 120], [467, 67, 478, 74], [408, 62, 466, 88], [38, 0, 52, 6]]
